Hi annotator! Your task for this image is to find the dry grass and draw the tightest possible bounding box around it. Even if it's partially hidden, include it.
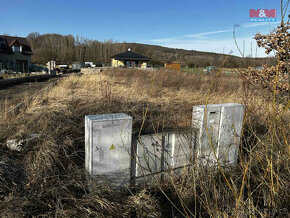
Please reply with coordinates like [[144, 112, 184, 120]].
[[0, 68, 289, 217]]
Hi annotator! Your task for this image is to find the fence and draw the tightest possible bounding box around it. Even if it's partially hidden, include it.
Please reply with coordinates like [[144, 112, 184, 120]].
[[0, 74, 50, 88]]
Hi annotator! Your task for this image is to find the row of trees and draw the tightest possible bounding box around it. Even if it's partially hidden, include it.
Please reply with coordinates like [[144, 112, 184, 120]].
[[27, 33, 127, 64], [27, 32, 274, 67]]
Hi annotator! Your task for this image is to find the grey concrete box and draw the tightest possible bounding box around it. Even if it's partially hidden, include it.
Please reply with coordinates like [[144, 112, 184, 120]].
[[136, 132, 192, 177], [192, 103, 244, 165], [136, 133, 176, 177], [85, 113, 132, 177], [136, 134, 163, 177]]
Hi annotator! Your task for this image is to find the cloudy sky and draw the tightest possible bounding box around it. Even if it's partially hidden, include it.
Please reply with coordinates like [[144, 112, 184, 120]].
[[1, 0, 282, 57], [142, 22, 280, 57]]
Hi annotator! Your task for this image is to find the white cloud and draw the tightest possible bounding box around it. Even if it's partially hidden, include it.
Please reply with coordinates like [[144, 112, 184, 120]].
[[152, 37, 179, 43], [184, 30, 232, 39], [142, 21, 280, 57], [142, 36, 274, 57], [152, 29, 232, 43], [242, 21, 280, 28]]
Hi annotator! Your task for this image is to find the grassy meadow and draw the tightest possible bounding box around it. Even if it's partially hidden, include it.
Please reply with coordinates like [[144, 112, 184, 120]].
[[0, 68, 289, 217]]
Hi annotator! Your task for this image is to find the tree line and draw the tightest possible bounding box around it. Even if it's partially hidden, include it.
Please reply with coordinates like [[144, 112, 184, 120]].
[[27, 32, 275, 68]]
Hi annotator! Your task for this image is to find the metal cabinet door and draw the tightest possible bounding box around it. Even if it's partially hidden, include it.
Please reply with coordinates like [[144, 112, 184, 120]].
[[199, 106, 221, 164]]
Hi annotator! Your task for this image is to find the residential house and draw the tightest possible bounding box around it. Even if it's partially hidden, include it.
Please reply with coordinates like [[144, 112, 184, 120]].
[[111, 48, 150, 68], [0, 35, 33, 73]]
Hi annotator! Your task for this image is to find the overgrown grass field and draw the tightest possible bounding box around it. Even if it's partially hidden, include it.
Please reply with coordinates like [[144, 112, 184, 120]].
[[0, 68, 289, 217]]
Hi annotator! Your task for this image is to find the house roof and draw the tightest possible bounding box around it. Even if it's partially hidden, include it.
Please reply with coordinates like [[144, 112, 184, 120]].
[[0, 35, 33, 55], [111, 50, 150, 61]]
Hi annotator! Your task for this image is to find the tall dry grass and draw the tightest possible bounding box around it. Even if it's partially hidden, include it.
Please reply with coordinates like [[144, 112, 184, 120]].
[[0, 68, 289, 217]]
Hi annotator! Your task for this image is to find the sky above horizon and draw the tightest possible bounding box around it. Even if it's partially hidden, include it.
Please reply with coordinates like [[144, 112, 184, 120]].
[[1, 0, 284, 57]]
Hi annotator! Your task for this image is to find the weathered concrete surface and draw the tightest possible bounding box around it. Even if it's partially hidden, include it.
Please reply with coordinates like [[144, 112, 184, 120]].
[[136, 132, 192, 177]]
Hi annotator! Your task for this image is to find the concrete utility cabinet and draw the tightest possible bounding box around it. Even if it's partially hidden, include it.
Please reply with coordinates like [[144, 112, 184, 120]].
[[192, 103, 244, 165], [136, 132, 192, 177], [85, 113, 132, 179], [136, 133, 174, 177]]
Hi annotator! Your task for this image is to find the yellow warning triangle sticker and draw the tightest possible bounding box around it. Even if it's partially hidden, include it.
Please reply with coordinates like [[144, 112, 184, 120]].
[[109, 144, 116, 150]]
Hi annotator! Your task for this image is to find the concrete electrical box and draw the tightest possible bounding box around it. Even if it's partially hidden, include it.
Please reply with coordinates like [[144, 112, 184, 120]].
[[136, 133, 175, 177], [136, 134, 163, 177], [192, 103, 244, 165], [85, 113, 132, 180], [136, 132, 192, 177]]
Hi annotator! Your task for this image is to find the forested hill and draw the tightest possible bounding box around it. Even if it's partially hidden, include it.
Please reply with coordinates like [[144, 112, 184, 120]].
[[27, 32, 274, 67]]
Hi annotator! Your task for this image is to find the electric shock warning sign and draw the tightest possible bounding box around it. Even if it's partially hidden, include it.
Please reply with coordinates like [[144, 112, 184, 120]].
[[109, 144, 116, 150]]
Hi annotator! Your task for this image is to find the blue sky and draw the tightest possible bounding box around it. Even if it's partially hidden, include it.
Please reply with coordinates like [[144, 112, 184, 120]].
[[1, 0, 283, 57]]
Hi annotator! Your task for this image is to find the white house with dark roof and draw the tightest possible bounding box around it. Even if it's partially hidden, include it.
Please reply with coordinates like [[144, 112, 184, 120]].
[[110, 48, 150, 68], [0, 35, 33, 73]]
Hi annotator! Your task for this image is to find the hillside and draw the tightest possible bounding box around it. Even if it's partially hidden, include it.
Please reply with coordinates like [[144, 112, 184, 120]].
[[120, 42, 275, 67], [27, 33, 274, 67]]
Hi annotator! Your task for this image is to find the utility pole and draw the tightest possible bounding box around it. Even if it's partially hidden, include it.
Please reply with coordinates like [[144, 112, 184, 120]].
[[251, 42, 253, 58], [233, 24, 244, 58]]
